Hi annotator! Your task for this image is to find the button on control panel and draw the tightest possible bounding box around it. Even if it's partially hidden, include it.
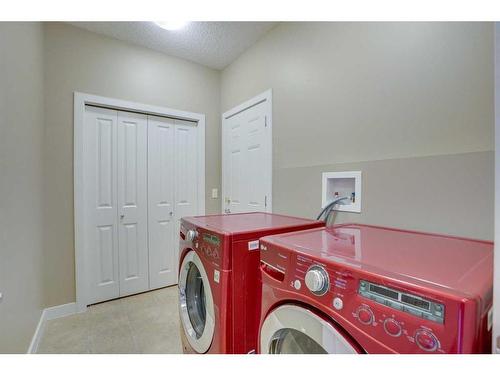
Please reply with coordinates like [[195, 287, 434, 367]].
[[333, 297, 343, 311]]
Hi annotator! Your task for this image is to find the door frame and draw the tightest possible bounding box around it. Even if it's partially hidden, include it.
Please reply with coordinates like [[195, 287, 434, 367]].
[[221, 89, 273, 213], [74, 92, 206, 312]]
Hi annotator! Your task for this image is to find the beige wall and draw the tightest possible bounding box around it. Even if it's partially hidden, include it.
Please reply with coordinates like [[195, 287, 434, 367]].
[[43, 23, 221, 307], [221, 22, 494, 240], [276, 152, 493, 240], [0, 23, 45, 352]]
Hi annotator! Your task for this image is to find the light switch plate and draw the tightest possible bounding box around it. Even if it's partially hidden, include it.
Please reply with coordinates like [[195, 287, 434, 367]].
[[211, 188, 218, 199]]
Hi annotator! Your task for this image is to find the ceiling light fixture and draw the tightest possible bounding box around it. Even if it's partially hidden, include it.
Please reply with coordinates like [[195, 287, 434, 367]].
[[154, 21, 189, 31]]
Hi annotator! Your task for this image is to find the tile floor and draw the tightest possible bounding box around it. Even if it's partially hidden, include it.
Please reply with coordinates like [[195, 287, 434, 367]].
[[37, 286, 182, 354]]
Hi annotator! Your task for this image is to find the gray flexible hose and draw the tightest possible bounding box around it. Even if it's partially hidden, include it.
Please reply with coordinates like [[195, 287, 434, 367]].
[[316, 196, 350, 223]]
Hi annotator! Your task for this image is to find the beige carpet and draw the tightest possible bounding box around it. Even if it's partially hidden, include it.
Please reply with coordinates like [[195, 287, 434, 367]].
[[37, 286, 182, 354]]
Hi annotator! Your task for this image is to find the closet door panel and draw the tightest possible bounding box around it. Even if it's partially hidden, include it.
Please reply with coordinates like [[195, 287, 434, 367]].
[[174, 119, 198, 219], [117, 111, 149, 296], [174, 120, 199, 258], [148, 115, 176, 289], [173, 120, 199, 280], [84, 106, 120, 304]]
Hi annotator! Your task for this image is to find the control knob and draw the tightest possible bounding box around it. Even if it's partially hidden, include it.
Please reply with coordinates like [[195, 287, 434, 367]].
[[356, 306, 374, 325], [186, 229, 198, 242], [305, 265, 330, 296], [414, 329, 439, 352], [383, 318, 402, 337]]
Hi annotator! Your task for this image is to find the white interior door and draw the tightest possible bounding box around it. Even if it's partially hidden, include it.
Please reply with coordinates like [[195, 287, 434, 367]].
[[222, 91, 272, 214], [117, 111, 149, 296], [84, 106, 120, 304], [148, 115, 176, 289]]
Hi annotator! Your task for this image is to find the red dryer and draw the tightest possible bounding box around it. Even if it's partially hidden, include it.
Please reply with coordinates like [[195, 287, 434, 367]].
[[178, 212, 324, 354], [258, 224, 493, 354]]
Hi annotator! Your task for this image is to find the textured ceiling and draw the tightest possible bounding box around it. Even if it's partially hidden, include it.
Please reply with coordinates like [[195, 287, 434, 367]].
[[68, 22, 277, 70]]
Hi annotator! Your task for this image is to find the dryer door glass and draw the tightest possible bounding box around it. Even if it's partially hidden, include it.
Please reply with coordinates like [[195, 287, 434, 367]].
[[269, 328, 327, 354], [185, 262, 206, 338], [260, 305, 359, 354]]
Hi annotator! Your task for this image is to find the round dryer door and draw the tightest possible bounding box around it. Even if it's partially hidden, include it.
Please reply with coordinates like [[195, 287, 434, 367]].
[[179, 251, 215, 353], [260, 305, 359, 354]]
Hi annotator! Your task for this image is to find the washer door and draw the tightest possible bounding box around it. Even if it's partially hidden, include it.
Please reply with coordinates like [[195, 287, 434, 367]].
[[179, 251, 215, 353], [260, 304, 358, 354]]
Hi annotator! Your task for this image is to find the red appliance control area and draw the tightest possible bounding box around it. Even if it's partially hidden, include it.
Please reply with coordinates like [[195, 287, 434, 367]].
[[260, 224, 493, 354], [288, 254, 452, 353]]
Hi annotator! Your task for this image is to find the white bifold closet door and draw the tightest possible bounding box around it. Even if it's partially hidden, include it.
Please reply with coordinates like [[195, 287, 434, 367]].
[[84, 105, 198, 305], [147, 116, 176, 289], [84, 106, 120, 304], [148, 117, 199, 289], [117, 111, 149, 296]]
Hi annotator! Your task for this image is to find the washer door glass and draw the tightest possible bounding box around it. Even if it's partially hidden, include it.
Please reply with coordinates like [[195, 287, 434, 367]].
[[269, 328, 327, 354], [179, 250, 215, 353], [185, 262, 207, 338]]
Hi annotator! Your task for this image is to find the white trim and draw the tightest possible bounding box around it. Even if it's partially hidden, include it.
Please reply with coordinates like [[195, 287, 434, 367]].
[[74, 92, 206, 312], [260, 304, 358, 354], [222, 89, 272, 120], [27, 303, 80, 353], [27, 310, 45, 354], [221, 89, 273, 213], [321, 171, 362, 213], [44, 302, 78, 321], [178, 251, 215, 353]]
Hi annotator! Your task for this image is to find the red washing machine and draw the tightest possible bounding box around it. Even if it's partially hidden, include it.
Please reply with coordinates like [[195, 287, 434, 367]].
[[258, 224, 493, 354], [178, 212, 324, 354]]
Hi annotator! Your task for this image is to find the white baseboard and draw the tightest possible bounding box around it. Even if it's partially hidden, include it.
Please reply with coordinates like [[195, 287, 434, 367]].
[[27, 309, 46, 354], [27, 302, 80, 354], [44, 302, 78, 321]]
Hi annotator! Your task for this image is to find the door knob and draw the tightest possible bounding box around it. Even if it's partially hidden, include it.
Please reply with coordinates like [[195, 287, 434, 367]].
[[169, 211, 173, 216], [120, 214, 125, 220]]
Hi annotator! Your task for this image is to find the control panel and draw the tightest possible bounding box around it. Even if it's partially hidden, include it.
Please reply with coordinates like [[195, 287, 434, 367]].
[[181, 224, 222, 266], [260, 245, 457, 353]]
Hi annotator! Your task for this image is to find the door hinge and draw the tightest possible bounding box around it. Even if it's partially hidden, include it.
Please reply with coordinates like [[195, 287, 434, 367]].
[[265, 195, 267, 207], [264, 116, 267, 127]]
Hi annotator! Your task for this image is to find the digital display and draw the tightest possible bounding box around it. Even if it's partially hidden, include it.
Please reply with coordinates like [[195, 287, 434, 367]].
[[369, 284, 399, 300], [401, 294, 430, 310]]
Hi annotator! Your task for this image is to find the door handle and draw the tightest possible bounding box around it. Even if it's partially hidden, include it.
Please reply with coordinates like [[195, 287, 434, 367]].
[[120, 214, 125, 220], [169, 211, 173, 216]]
